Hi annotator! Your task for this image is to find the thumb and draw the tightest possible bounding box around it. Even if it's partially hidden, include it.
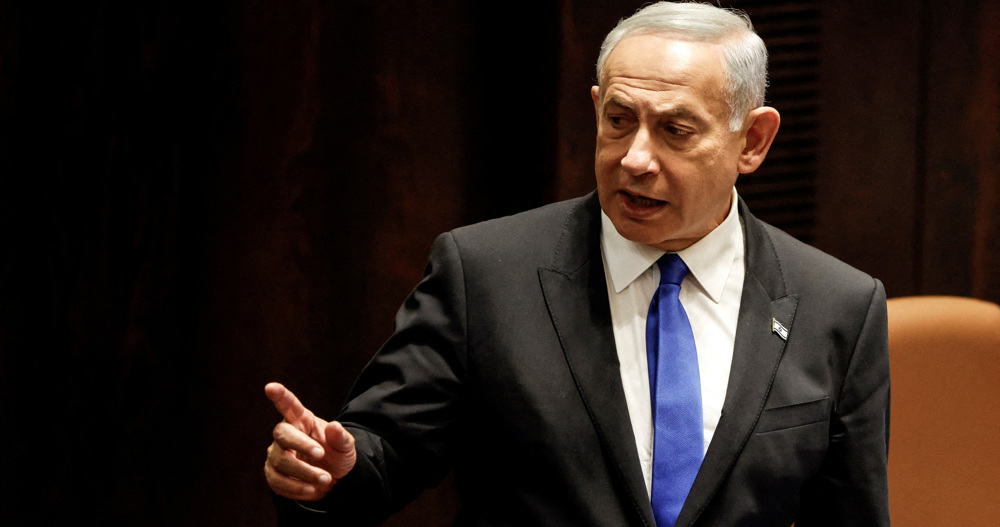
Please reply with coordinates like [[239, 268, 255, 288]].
[[323, 421, 357, 480]]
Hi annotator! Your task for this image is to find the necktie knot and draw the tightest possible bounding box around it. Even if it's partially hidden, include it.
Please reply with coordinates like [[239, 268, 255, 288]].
[[657, 253, 689, 286]]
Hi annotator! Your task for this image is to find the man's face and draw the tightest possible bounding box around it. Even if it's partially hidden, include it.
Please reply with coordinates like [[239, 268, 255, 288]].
[[593, 34, 748, 251]]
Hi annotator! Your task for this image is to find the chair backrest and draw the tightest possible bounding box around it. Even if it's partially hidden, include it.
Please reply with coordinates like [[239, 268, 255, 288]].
[[886, 296, 1000, 526]]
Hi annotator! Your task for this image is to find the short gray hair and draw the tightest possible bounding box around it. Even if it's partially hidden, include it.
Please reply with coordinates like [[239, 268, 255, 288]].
[[596, 1, 768, 131]]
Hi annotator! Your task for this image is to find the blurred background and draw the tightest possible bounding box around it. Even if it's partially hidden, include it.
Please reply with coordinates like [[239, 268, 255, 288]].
[[0, 0, 997, 525]]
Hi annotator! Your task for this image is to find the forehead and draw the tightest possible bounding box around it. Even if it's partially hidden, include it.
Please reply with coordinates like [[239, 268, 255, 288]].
[[601, 34, 728, 109]]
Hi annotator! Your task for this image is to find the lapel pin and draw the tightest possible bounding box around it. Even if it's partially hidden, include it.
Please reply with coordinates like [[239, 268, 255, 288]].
[[772, 318, 789, 341]]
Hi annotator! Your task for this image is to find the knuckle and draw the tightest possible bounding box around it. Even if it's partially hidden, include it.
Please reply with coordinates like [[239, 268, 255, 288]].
[[272, 423, 297, 445]]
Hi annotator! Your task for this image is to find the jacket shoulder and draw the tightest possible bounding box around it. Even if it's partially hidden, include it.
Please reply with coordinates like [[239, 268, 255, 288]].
[[446, 194, 595, 265], [751, 219, 882, 315]]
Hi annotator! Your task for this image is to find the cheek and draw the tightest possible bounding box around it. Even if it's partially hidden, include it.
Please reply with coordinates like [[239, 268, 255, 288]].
[[710, 136, 745, 172], [594, 151, 617, 189], [694, 143, 740, 184], [594, 144, 622, 171], [669, 155, 735, 205]]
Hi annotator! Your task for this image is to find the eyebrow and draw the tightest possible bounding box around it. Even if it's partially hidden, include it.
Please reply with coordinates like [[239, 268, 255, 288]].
[[663, 107, 698, 120], [604, 96, 634, 112], [605, 97, 706, 126]]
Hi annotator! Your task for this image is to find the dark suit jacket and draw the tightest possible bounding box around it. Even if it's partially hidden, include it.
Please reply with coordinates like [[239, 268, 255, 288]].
[[279, 193, 890, 526]]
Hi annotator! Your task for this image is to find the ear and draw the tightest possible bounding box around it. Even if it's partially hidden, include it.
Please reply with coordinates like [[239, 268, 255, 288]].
[[737, 106, 780, 174], [591, 85, 601, 123]]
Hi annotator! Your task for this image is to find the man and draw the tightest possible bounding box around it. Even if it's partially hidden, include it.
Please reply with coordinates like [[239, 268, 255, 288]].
[[264, 2, 890, 526]]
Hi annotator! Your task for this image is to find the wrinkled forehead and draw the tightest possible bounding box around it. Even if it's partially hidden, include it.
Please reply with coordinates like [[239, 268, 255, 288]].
[[598, 34, 728, 100], [600, 29, 730, 82]]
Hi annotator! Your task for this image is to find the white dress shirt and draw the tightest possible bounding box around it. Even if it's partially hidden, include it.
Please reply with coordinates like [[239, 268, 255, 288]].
[[599, 189, 745, 496]]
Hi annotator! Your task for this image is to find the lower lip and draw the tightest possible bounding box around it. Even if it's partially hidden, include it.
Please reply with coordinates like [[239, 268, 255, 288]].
[[618, 191, 667, 218]]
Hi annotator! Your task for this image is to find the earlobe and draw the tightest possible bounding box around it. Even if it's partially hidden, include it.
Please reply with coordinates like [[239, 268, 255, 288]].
[[738, 107, 780, 174]]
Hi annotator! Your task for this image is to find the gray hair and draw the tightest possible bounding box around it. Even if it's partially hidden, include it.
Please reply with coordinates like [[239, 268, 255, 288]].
[[596, 1, 768, 131]]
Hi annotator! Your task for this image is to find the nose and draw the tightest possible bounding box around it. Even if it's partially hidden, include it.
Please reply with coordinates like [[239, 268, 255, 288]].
[[621, 128, 659, 176]]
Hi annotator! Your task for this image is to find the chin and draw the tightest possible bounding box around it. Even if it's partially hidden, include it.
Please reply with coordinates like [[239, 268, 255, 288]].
[[616, 222, 666, 246]]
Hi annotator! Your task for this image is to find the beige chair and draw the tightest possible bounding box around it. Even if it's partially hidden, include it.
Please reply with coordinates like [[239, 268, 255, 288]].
[[886, 296, 1000, 525]]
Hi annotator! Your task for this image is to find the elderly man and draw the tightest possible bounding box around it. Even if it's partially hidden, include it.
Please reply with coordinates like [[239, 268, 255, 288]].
[[264, 2, 890, 526]]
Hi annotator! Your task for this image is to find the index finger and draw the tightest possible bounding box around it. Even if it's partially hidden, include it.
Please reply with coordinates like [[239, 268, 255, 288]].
[[265, 382, 308, 423]]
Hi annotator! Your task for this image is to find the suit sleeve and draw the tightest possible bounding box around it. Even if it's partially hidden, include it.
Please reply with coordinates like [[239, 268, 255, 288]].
[[276, 232, 468, 526], [796, 278, 890, 526]]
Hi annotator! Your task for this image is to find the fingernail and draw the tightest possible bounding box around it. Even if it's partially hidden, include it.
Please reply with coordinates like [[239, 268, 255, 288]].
[[318, 474, 331, 485], [310, 447, 323, 459]]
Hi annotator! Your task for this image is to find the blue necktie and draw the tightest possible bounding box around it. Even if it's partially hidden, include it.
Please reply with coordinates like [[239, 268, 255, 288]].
[[646, 254, 704, 527]]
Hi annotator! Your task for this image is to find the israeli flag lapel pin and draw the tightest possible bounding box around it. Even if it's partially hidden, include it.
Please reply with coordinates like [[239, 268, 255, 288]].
[[772, 318, 789, 341]]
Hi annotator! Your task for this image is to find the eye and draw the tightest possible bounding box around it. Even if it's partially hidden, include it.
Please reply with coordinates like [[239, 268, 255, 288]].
[[607, 114, 631, 128], [665, 125, 692, 137]]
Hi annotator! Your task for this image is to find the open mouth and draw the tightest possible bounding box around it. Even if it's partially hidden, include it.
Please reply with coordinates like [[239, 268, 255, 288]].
[[622, 191, 666, 208]]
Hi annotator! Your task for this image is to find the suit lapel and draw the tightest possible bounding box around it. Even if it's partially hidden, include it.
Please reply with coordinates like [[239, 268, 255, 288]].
[[538, 194, 656, 527], [676, 200, 799, 527]]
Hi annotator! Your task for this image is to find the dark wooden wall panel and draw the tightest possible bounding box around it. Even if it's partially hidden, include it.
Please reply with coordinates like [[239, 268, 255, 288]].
[[553, 1, 631, 201], [815, 0, 1000, 305], [922, 1, 1000, 302], [734, 0, 823, 243], [814, 0, 922, 298]]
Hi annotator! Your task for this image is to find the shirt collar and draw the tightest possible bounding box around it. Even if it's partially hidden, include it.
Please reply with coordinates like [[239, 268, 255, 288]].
[[600, 188, 743, 303]]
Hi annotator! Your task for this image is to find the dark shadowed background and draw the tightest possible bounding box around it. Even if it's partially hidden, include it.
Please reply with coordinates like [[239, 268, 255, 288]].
[[0, 0, 997, 525]]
